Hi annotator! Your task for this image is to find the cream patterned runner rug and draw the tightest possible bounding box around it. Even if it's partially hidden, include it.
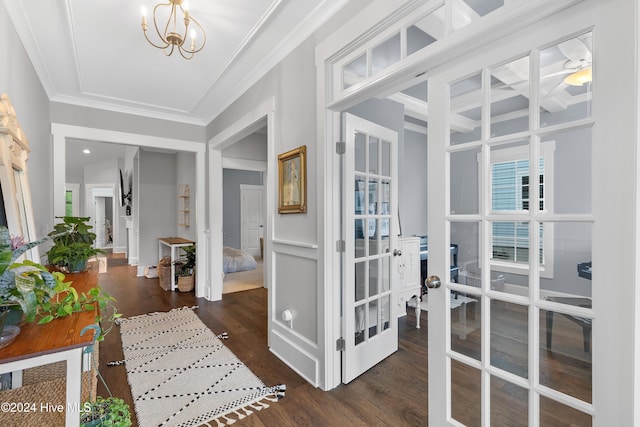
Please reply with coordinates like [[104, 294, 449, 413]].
[[111, 306, 285, 427]]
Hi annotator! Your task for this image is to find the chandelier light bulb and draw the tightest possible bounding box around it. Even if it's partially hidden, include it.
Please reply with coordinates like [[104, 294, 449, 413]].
[[140, 6, 148, 27]]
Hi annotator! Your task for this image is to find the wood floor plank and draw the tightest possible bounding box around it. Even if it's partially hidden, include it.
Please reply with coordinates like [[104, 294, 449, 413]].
[[96, 256, 590, 426], [97, 262, 429, 426]]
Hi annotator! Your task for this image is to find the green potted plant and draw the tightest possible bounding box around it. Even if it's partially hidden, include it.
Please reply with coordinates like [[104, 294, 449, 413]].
[[0, 227, 68, 330], [0, 225, 120, 342], [175, 245, 195, 292], [47, 216, 104, 273], [80, 396, 132, 427]]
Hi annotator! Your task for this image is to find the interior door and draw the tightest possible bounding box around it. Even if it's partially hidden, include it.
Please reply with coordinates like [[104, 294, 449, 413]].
[[427, 22, 603, 426], [342, 113, 399, 383], [94, 196, 106, 248], [240, 184, 264, 256]]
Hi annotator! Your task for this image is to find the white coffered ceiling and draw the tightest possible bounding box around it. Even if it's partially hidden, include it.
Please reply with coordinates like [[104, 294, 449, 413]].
[[4, 0, 350, 126]]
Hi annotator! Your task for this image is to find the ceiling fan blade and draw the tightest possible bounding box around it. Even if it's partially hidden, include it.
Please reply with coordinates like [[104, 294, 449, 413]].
[[491, 70, 571, 90], [558, 38, 592, 63]]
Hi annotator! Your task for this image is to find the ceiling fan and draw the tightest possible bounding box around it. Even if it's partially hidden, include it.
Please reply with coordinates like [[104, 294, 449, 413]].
[[557, 37, 592, 86], [490, 36, 592, 92]]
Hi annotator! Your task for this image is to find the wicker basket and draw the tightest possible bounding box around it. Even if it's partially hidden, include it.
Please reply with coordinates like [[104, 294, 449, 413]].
[[0, 343, 99, 426], [177, 271, 195, 292], [157, 256, 173, 291]]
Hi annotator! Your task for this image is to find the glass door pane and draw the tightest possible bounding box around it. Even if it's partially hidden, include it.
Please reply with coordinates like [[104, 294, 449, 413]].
[[433, 29, 596, 424], [343, 113, 398, 383]]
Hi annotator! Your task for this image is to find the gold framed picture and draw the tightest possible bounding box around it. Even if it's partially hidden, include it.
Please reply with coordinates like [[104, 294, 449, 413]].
[[278, 145, 307, 214]]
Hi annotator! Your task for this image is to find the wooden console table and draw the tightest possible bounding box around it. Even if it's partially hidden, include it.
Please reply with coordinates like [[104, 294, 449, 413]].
[[0, 262, 99, 427], [158, 237, 195, 291]]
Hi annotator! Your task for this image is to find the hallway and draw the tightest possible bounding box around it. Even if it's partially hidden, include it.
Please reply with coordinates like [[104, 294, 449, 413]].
[[97, 259, 429, 426]]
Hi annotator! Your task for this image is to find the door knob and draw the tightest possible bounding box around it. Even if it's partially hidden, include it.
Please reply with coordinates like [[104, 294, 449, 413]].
[[426, 275, 441, 289], [393, 249, 402, 257]]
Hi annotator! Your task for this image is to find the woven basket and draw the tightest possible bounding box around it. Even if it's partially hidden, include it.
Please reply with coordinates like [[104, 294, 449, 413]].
[[157, 256, 173, 291], [0, 342, 99, 426], [177, 272, 195, 292]]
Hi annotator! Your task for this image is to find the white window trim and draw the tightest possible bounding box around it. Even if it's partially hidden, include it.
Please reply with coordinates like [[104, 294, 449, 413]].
[[485, 140, 556, 278]]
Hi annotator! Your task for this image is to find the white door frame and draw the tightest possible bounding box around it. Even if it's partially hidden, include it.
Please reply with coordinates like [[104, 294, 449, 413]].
[[51, 124, 207, 298], [208, 97, 274, 303], [315, 2, 638, 420]]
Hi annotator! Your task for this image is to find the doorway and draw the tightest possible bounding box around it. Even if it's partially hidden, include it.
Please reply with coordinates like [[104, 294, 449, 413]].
[[52, 125, 207, 297], [208, 98, 274, 302], [85, 185, 115, 250]]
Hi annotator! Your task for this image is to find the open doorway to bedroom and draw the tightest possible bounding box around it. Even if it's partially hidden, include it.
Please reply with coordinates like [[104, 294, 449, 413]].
[[221, 132, 267, 294], [208, 98, 274, 302]]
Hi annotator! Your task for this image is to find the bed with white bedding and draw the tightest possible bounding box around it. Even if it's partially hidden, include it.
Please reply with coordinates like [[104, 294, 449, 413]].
[[223, 246, 257, 274]]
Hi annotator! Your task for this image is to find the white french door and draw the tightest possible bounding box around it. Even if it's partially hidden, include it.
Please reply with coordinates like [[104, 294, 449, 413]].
[[342, 113, 400, 383], [426, 3, 633, 424]]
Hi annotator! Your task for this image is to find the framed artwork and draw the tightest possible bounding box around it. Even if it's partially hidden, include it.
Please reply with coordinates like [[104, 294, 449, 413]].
[[278, 145, 307, 213]]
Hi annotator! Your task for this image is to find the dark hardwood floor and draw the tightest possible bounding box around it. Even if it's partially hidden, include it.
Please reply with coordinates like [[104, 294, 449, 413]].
[[98, 256, 591, 426], [98, 259, 429, 427]]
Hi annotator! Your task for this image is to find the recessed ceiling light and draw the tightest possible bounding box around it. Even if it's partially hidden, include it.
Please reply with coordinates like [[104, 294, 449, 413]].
[[83, 149, 91, 154]]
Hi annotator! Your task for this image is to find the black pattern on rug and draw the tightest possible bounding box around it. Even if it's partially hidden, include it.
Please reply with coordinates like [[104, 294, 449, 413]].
[[111, 306, 285, 426]]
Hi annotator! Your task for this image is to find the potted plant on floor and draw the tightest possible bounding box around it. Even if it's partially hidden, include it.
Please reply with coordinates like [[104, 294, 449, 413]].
[[175, 245, 196, 292], [46, 216, 104, 273], [80, 396, 131, 427], [79, 324, 132, 427]]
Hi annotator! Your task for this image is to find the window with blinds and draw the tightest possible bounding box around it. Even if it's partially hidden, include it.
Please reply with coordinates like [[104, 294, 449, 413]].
[[491, 159, 545, 263]]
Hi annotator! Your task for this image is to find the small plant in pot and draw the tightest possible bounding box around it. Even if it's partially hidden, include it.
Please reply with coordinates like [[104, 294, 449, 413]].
[[175, 245, 195, 292], [80, 396, 132, 427], [47, 216, 104, 273]]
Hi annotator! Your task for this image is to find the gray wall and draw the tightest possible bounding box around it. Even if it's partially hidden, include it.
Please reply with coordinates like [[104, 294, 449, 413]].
[[222, 169, 263, 249], [176, 152, 197, 242], [207, 35, 321, 381], [138, 150, 177, 267], [402, 129, 428, 237], [0, 6, 53, 239], [223, 132, 267, 161], [50, 102, 205, 143]]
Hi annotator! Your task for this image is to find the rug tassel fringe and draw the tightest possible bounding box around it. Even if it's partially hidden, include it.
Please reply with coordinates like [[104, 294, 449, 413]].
[[250, 402, 267, 411], [212, 402, 265, 426]]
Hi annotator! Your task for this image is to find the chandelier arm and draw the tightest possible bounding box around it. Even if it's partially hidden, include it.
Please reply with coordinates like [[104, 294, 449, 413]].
[[182, 17, 207, 54], [178, 46, 195, 60], [154, 2, 175, 44], [143, 29, 170, 50], [164, 43, 176, 57]]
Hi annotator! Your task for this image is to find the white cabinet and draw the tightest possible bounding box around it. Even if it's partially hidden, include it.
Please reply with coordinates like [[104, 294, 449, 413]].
[[396, 236, 421, 317]]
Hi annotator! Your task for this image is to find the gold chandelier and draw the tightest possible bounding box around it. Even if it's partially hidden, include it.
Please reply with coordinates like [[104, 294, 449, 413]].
[[140, 0, 206, 60]]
